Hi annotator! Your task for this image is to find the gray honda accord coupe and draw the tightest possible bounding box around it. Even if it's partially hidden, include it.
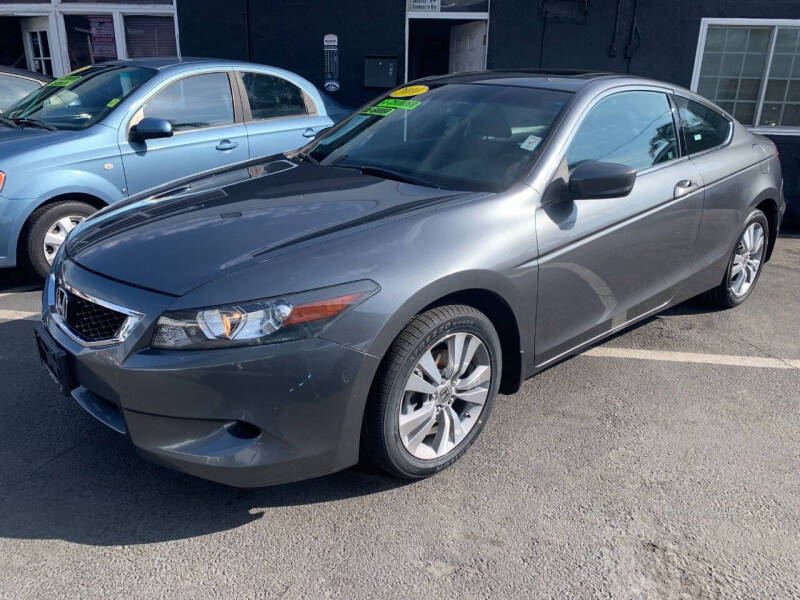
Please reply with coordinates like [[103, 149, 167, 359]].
[[35, 71, 785, 487]]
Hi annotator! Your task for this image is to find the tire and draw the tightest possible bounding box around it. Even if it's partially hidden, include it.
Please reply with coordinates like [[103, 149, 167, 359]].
[[21, 201, 96, 279], [708, 209, 769, 309], [362, 304, 502, 480]]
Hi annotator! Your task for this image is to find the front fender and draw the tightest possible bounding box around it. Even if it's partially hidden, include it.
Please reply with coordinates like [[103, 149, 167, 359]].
[[340, 269, 530, 364], [1, 169, 122, 268], [4, 166, 123, 206]]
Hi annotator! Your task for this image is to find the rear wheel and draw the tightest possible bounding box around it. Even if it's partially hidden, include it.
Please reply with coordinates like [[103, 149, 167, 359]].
[[709, 210, 768, 309], [362, 305, 501, 480], [21, 201, 96, 279]]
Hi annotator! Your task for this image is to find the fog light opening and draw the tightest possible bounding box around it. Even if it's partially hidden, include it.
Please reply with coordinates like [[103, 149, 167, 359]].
[[226, 421, 261, 440]]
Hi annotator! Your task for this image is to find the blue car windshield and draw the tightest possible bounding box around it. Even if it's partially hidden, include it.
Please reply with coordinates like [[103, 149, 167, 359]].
[[308, 83, 572, 192], [5, 65, 155, 130]]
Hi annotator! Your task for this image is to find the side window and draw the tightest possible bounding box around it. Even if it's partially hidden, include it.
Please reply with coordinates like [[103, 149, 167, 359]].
[[675, 96, 731, 154], [143, 72, 234, 131], [242, 72, 307, 120], [566, 91, 678, 171], [0, 75, 40, 109]]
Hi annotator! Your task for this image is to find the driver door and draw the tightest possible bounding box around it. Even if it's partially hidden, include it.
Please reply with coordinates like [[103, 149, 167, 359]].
[[534, 89, 703, 368], [120, 71, 248, 195]]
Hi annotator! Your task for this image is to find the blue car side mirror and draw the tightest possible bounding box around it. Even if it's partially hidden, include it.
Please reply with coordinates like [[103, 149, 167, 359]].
[[131, 117, 173, 143]]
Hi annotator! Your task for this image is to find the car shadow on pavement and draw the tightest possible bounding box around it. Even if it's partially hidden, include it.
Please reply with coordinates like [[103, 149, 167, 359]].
[[0, 268, 42, 294], [0, 317, 408, 547]]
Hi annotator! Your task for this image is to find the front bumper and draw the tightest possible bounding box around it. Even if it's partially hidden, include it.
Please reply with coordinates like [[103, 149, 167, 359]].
[[41, 261, 380, 487], [0, 194, 36, 268]]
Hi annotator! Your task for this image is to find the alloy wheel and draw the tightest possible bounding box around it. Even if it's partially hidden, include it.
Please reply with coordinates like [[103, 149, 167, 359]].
[[729, 221, 765, 298], [398, 332, 492, 460], [43, 216, 85, 264]]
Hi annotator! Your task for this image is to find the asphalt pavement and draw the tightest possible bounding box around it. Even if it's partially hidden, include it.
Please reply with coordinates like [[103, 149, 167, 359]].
[[0, 231, 798, 599]]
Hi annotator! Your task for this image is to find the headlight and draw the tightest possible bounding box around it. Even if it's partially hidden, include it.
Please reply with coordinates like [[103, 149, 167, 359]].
[[151, 280, 378, 350]]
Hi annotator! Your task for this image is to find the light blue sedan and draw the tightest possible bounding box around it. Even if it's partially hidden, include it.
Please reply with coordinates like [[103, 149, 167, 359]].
[[0, 58, 335, 277]]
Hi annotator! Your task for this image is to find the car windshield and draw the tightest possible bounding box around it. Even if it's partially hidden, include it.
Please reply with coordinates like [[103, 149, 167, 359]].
[[308, 83, 572, 192], [5, 65, 155, 130]]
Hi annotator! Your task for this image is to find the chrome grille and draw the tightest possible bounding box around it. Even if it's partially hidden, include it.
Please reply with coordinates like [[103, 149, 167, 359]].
[[59, 288, 128, 342]]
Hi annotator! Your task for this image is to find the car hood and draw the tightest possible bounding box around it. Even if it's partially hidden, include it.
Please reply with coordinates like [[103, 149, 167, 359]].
[[0, 125, 84, 160], [65, 159, 471, 296]]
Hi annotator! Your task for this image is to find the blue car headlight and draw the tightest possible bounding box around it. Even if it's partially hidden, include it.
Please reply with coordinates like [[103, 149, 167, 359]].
[[151, 280, 378, 350]]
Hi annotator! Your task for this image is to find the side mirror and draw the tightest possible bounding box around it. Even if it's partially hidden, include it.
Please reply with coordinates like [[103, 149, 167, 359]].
[[568, 161, 636, 199], [131, 117, 173, 143]]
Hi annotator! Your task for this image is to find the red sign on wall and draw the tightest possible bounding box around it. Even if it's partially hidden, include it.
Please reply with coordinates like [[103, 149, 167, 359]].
[[88, 15, 116, 59]]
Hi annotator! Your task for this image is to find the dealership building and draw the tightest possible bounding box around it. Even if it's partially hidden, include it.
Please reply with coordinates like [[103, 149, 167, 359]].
[[0, 0, 798, 212]]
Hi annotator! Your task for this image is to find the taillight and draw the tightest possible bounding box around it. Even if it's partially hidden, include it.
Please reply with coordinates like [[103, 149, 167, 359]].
[[0, 171, 5, 193]]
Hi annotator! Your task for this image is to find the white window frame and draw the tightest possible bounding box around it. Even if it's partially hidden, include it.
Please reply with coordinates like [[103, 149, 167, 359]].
[[0, 2, 180, 77], [691, 17, 800, 135]]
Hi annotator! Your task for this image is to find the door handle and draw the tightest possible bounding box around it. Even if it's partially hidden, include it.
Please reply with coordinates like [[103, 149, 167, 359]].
[[674, 179, 700, 198], [302, 128, 316, 138], [216, 140, 239, 151]]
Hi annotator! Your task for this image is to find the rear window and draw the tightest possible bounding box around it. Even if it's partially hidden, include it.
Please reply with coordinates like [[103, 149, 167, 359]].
[[675, 96, 731, 154]]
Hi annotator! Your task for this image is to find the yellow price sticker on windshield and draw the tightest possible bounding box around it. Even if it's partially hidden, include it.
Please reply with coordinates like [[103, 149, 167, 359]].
[[390, 85, 429, 98], [68, 66, 91, 76], [107, 98, 121, 108]]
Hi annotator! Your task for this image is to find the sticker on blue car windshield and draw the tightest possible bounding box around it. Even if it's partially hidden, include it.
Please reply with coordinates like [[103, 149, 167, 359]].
[[47, 75, 81, 87]]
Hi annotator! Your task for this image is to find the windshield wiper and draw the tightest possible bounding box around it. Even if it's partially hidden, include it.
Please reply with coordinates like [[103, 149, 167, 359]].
[[12, 118, 58, 131], [293, 151, 319, 165], [338, 163, 440, 189], [0, 116, 20, 129]]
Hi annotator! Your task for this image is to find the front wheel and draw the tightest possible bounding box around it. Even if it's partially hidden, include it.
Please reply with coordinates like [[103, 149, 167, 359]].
[[362, 305, 502, 480], [21, 201, 96, 279], [709, 210, 768, 309]]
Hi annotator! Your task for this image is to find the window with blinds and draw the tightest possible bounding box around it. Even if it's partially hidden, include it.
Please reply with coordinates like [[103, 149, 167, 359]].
[[124, 15, 177, 58]]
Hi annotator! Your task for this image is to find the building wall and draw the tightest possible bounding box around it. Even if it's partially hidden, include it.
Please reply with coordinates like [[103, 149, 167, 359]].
[[488, 0, 800, 87], [179, 0, 406, 108], [177, 0, 247, 61]]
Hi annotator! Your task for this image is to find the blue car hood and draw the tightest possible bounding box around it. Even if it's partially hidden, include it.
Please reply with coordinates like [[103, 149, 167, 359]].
[[0, 126, 84, 161], [65, 159, 469, 296]]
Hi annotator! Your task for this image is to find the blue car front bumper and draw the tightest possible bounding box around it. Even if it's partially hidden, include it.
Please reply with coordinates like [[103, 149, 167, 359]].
[[0, 194, 36, 268]]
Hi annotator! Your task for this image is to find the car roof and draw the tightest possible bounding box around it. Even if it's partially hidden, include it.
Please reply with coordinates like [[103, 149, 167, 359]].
[[0, 65, 52, 82], [97, 57, 277, 71], [417, 69, 647, 93]]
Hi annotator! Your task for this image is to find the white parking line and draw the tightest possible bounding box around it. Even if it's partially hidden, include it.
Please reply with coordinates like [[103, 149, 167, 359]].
[[0, 310, 39, 321], [0, 288, 40, 297], [584, 346, 800, 370]]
